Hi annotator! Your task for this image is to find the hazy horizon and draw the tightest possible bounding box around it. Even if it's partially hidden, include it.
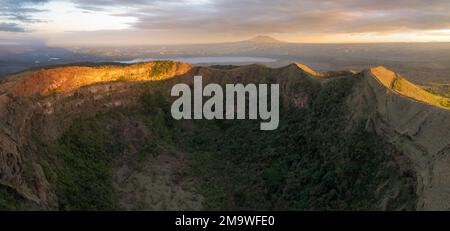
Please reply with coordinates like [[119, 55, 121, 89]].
[[4, 36, 450, 48]]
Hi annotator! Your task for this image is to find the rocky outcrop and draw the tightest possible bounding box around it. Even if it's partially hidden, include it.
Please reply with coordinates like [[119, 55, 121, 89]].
[[350, 68, 450, 210]]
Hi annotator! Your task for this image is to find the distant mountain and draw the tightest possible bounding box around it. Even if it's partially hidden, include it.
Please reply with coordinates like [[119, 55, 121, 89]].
[[243, 35, 284, 43]]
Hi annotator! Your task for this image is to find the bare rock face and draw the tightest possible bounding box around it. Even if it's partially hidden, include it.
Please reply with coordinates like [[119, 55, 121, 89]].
[[350, 68, 450, 210], [0, 138, 23, 189]]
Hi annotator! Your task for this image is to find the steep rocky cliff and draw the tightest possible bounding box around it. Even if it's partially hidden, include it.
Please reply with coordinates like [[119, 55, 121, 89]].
[[350, 67, 450, 210]]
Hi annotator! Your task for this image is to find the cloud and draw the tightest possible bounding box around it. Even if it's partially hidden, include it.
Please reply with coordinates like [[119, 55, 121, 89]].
[[0, 0, 49, 32], [0, 23, 26, 32], [67, 0, 450, 35], [3, 0, 450, 43]]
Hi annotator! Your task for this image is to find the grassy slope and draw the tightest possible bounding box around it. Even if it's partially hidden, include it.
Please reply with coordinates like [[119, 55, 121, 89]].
[[423, 84, 450, 99], [371, 67, 450, 109]]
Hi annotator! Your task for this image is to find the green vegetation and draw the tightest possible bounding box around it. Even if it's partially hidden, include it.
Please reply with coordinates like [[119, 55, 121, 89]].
[[391, 77, 450, 109], [424, 85, 450, 99], [140, 90, 176, 142], [176, 78, 416, 210], [36, 77, 416, 211], [42, 113, 126, 210], [150, 61, 176, 77], [209, 65, 240, 70], [38, 90, 177, 210], [0, 185, 24, 210], [422, 85, 450, 108]]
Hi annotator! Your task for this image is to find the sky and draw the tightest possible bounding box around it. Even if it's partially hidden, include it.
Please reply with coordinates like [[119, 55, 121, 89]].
[[1, 0, 450, 46]]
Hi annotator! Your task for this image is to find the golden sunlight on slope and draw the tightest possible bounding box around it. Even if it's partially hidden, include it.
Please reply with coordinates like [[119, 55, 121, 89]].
[[370, 66, 450, 110], [294, 63, 323, 77], [2, 61, 193, 97]]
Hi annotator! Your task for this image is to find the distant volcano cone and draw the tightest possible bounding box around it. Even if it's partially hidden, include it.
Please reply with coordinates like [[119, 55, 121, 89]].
[[244, 35, 283, 43]]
